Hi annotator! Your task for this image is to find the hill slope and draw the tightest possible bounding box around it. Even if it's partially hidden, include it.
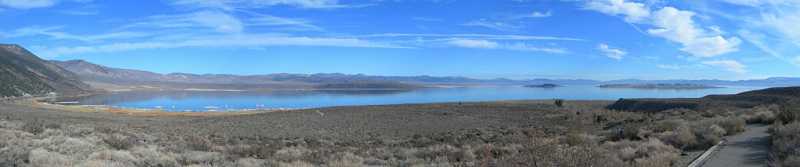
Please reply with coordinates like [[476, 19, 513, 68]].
[[607, 86, 800, 112], [0, 44, 89, 97], [51, 60, 423, 90]]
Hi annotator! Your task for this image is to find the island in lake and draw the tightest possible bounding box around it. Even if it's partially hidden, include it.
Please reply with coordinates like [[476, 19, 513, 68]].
[[523, 83, 560, 88], [596, 83, 721, 89]]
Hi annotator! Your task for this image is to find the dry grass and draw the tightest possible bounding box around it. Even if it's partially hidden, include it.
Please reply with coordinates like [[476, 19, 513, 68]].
[[0, 99, 773, 167]]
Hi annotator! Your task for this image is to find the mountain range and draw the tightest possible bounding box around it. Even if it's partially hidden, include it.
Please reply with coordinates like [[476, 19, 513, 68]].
[[0, 44, 89, 97], [52, 59, 800, 89], [2, 43, 800, 97]]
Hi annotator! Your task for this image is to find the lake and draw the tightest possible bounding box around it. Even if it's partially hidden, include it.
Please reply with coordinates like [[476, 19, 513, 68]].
[[62, 85, 764, 112]]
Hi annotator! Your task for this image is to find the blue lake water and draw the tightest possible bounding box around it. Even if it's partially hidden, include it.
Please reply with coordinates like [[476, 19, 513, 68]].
[[66, 85, 764, 111]]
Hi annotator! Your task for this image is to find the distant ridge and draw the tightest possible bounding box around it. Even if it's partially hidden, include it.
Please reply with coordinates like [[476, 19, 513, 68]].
[[0, 44, 89, 97], [52, 59, 800, 89]]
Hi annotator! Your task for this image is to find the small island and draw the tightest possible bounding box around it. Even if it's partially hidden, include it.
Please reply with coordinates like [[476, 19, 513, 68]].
[[597, 83, 722, 89], [524, 83, 561, 88]]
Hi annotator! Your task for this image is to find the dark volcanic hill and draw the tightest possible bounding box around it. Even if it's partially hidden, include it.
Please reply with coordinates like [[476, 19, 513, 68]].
[[0, 44, 89, 97], [607, 86, 800, 112]]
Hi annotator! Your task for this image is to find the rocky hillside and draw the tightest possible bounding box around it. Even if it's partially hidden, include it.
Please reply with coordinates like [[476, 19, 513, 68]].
[[0, 44, 89, 97]]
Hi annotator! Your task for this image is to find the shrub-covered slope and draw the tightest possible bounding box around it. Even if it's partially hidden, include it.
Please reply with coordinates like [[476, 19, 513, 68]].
[[0, 44, 89, 97]]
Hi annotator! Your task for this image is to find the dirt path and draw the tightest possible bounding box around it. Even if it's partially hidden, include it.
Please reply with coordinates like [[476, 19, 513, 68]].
[[702, 124, 770, 167]]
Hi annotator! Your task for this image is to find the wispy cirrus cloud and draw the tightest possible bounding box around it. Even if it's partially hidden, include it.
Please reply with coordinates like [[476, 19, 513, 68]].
[[447, 39, 498, 49], [462, 19, 522, 31], [33, 34, 408, 57], [120, 10, 244, 33], [3, 26, 149, 42], [359, 33, 585, 41], [446, 39, 568, 54], [171, 0, 369, 10], [515, 10, 552, 19], [244, 12, 323, 31], [0, 0, 93, 9], [702, 60, 747, 74], [0, 0, 57, 9]]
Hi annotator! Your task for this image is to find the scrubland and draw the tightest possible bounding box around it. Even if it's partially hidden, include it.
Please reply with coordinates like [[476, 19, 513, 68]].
[[0, 99, 779, 167], [768, 101, 800, 167]]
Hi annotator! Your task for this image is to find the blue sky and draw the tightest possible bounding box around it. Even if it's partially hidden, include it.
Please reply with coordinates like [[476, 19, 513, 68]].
[[0, 0, 798, 80]]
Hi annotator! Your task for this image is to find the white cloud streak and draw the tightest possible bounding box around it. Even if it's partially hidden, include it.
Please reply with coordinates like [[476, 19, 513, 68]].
[[463, 19, 521, 31], [171, 0, 363, 10], [0, 0, 56, 9], [359, 33, 585, 41], [597, 43, 626, 60], [446, 39, 567, 54], [121, 10, 244, 33], [702, 60, 747, 74], [447, 39, 498, 49], [585, 0, 741, 58], [4, 26, 150, 42], [34, 34, 407, 57]]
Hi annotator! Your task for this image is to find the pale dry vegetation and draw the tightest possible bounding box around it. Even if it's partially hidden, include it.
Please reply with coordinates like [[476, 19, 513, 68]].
[[0, 100, 778, 167], [769, 103, 800, 167]]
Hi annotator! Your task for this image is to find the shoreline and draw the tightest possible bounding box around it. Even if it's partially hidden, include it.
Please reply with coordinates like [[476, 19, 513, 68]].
[[23, 96, 606, 116]]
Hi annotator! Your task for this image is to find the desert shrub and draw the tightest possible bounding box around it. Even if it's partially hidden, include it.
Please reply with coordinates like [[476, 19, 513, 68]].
[[29, 148, 73, 167], [278, 160, 313, 167], [82, 150, 138, 167], [777, 104, 800, 124], [693, 124, 725, 148], [44, 123, 61, 130], [744, 105, 778, 124], [770, 122, 800, 166], [554, 99, 564, 107], [653, 119, 688, 133], [655, 125, 696, 150], [0, 145, 30, 166], [130, 146, 179, 167], [716, 117, 746, 135], [412, 144, 475, 165], [225, 144, 275, 159], [103, 133, 136, 150], [618, 123, 644, 140], [501, 137, 622, 167], [184, 136, 213, 152], [21, 120, 45, 135], [177, 151, 225, 166], [326, 152, 365, 167], [564, 132, 597, 146], [235, 158, 272, 167], [274, 146, 311, 162], [602, 138, 680, 167]]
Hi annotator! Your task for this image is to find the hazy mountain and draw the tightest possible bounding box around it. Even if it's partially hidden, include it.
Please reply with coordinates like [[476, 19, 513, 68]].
[[52, 59, 800, 90], [0, 44, 89, 97]]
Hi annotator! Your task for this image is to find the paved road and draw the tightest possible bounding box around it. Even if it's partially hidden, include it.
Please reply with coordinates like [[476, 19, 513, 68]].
[[702, 124, 770, 167]]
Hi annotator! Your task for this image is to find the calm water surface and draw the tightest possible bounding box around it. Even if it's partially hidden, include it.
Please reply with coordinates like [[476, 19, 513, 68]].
[[65, 85, 764, 111]]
